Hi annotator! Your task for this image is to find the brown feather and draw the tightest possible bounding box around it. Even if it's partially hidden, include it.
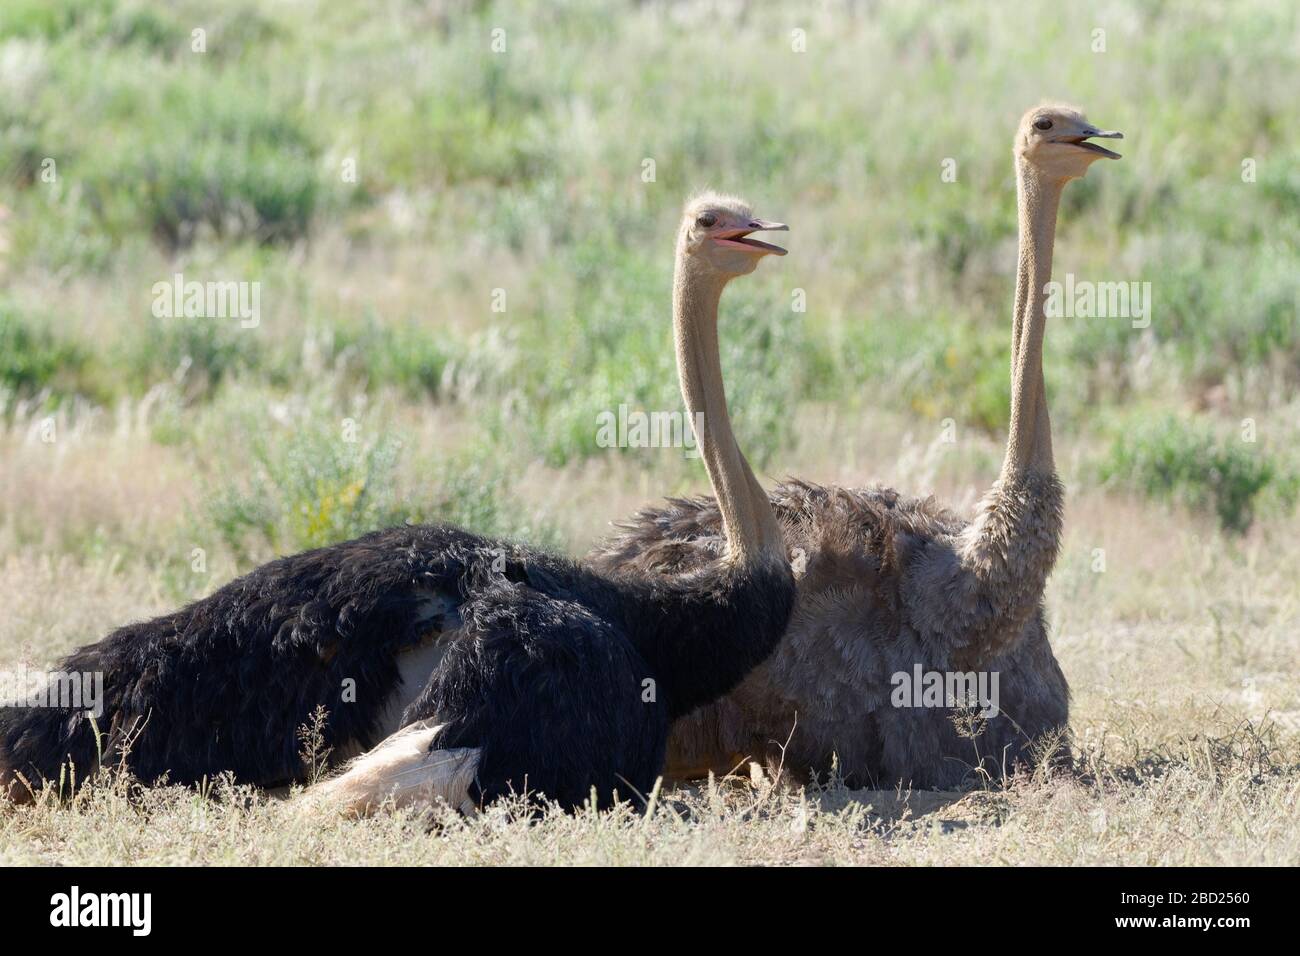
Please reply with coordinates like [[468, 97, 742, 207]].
[[589, 479, 1069, 789]]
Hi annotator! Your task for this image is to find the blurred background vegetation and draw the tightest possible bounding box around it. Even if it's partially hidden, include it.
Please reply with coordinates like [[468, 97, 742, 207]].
[[0, 0, 1297, 592]]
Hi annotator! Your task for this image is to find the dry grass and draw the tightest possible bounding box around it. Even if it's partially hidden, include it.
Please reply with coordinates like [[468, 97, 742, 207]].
[[0, 720, 1293, 866], [1, 409, 1297, 866]]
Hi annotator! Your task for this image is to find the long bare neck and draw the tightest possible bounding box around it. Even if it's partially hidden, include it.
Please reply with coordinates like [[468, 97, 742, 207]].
[[1002, 157, 1064, 478], [673, 251, 784, 565], [935, 155, 1067, 668]]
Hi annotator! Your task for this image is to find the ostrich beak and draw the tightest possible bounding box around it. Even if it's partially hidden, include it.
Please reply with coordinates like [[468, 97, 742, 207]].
[[1056, 125, 1124, 159], [714, 218, 789, 256]]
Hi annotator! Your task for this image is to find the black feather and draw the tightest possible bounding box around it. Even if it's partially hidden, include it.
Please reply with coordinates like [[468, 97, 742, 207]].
[[0, 523, 793, 810]]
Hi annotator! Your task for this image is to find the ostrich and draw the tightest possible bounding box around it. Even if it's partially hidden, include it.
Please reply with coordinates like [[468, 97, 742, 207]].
[[589, 106, 1123, 788], [0, 193, 796, 813]]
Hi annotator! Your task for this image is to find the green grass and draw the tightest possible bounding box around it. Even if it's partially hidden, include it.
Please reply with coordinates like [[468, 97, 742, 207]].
[[327, 315, 460, 401], [1099, 414, 1300, 533], [0, 0, 1295, 521], [0, 0, 1295, 531], [2, 0, 1296, 442], [198, 411, 406, 561], [188, 386, 560, 568], [84, 71, 323, 248], [0, 301, 91, 403]]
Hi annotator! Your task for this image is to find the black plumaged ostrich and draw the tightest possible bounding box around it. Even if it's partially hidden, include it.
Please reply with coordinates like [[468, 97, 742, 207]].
[[0, 193, 796, 813]]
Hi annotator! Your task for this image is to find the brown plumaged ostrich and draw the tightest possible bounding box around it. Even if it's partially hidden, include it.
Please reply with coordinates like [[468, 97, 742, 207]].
[[589, 106, 1123, 788]]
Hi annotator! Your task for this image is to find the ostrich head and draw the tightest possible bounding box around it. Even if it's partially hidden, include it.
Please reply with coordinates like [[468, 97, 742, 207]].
[[1016, 104, 1123, 181], [677, 191, 788, 277]]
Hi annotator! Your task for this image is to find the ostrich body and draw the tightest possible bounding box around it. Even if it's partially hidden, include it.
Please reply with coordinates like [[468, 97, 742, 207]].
[[0, 193, 796, 813], [590, 107, 1123, 788]]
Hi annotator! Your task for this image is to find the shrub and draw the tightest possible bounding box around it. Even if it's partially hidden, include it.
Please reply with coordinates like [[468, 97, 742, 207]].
[[0, 302, 90, 400], [199, 410, 409, 562], [1098, 416, 1298, 533], [85, 75, 322, 248], [420, 443, 563, 551], [197, 400, 559, 565], [0, 0, 113, 40], [121, 316, 264, 400], [847, 315, 1010, 435], [329, 316, 458, 400]]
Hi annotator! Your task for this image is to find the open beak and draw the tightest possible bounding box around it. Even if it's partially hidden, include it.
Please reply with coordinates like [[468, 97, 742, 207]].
[[1056, 125, 1123, 159], [713, 218, 789, 256]]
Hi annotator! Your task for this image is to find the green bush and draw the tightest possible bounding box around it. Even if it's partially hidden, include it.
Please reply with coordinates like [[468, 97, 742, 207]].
[[841, 314, 1010, 435], [368, 91, 552, 190], [0, 0, 276, 56], [1099, 416, 1298, 533], [0, 0, 113, 39], [199, 411, 409, 562], [84, 75, 322, 248], [121, 316, 264, 399], [329, 316, 458, 400], [0, 303, 90, 400], [196, 399, 560, 564], [0, 116, 49, 186], [421, 444, 563, 551]]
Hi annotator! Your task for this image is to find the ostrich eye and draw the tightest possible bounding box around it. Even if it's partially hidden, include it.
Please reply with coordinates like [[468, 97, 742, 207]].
[[696, 212, 717, 228], [1034, 118, 1053, 131]]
